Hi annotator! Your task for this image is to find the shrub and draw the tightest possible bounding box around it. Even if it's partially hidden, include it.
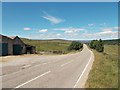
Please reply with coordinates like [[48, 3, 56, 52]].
[[68, 41, 83, 51], [52, 50, 66, 54], [89, 39, 104, 52]]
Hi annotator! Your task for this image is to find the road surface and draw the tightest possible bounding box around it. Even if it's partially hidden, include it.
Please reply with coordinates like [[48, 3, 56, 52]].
[[1, 44, 94, 88]]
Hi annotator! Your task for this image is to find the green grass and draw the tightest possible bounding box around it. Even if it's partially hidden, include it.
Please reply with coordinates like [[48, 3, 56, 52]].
[[21, 38, 72, 54], [85, 45, 118, 88]]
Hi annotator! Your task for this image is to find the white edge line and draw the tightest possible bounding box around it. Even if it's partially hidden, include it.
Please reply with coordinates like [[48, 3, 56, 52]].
[[14, 71, 51, 89], [74, 50, 93, 88]]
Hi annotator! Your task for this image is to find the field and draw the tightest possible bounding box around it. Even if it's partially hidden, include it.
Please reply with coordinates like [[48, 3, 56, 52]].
[[85, 45, 119, 88], [103, 39, 120, 45], [21, 38, 72, 54]]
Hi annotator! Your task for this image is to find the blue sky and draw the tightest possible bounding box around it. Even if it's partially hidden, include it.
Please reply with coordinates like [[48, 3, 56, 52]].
[[2, 2, 118, 40]]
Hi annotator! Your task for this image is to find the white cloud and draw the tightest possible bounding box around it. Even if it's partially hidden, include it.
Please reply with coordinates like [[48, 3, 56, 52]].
[[88, 24, 94, 27], [100, 22, 106, 26], [98, 31, 113, 34], [64, 30, 73, 33], [82, 30, 118, 40], [56, 33, 61, 36], [101, 26, 120, 32], [113, 26, 120, 30], [42, 11, 64, 24], [29, 33, 64, 39], [28, 30, 118, 40], [28, 26, 118, 40], [54, 28, 68, 31], [101, 28, 112, 31], [54, 27, 85, 34], [54, 27, 85, 38], [24, 28, 31, 30], [39, 29, 48, 32]]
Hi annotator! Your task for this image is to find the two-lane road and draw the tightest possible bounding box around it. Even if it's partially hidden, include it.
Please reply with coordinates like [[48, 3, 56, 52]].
[[2, 44, 94, 88]]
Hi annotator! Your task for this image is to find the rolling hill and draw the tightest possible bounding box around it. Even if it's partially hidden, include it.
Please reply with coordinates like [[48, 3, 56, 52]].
[[21, 38, 72, 53]]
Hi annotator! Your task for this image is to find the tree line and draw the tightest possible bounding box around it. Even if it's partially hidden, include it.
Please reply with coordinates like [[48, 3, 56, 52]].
[[89, 39, 104, 52]]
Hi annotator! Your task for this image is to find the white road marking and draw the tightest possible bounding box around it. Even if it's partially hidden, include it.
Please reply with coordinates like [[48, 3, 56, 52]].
[[21, 64, 31, 69], [42, 63, 47, 65], [61, 60, 73, 67], [14, 71, 51, 89], [74, 50, 93, 88], [2, 63, 47, 77]]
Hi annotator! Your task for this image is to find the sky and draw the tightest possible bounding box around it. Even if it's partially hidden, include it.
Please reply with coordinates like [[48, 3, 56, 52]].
[[2, 2, 119, 40], [2, 0, 120, 2]]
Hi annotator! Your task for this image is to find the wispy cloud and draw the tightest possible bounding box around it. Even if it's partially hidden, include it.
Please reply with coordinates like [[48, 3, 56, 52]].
[[56, 33, 61, 36], [101, 26, 119, 32], [42, 11, 64, 24], [101, 28, 112, 31], [54, 27, 85, 34], [39, 29, 48, 33], [82, 27, 118, 40], [54, 27, 85, 38], [24, 27, 31, 30], [29, 33, 64, 39], [88, 23, 94, 27], [28, 26, 118, 40], [113, 26, 120, 30], [100, 22, 106, 26]]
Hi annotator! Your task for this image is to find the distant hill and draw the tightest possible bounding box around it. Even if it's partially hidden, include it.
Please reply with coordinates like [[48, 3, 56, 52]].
[[79, 40, 91, 44], [21, 38, 72, 52], [21, 38, 71, 43], [78, 39, 120, 45], [21, 38, 120, 52], [103, 39, 120, 45]]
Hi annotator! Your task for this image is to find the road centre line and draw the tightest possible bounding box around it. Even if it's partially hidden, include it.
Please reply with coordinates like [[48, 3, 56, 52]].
[[61, 60, 73, 67], [2, 62, 47, 77], [14, 71, 51, 89]]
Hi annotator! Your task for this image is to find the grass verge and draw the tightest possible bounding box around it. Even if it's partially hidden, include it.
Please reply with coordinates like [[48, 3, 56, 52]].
[[85, 45, 118, 88]]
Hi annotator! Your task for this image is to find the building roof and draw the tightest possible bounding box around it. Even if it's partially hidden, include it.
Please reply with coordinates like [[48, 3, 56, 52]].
[[0, 34, 18, 39], [7, 36, 17, 39], [0, 34, 12, 40]]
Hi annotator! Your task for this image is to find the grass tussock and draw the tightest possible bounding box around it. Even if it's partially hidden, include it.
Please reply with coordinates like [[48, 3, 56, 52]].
[[85, 45, 118, 88]]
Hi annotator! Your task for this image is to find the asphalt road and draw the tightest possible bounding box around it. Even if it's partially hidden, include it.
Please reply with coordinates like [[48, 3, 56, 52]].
[[2, 44, 94, 88]]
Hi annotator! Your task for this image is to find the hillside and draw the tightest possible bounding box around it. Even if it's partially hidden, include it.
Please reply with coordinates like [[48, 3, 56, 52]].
[[21, 38, 120, 53], [21, 38, 72, 53]]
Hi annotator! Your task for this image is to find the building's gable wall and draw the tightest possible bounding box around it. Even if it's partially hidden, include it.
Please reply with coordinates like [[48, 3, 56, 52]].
[[0, 35, 13, 55], [13, 37, 26, 54], [13, 37, 24, 46]]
